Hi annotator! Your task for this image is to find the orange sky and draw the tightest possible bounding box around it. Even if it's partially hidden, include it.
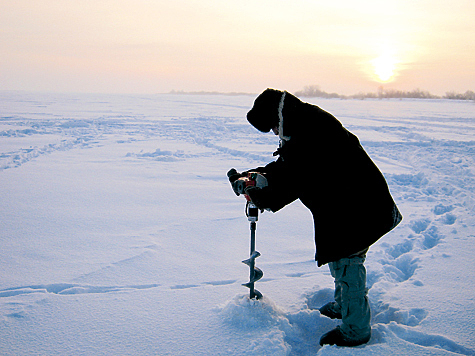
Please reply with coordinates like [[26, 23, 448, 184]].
[[1, 0, 474, 95]]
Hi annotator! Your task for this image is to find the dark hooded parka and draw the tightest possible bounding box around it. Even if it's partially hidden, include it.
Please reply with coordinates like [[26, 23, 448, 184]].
[[245, 89, 402, 266]]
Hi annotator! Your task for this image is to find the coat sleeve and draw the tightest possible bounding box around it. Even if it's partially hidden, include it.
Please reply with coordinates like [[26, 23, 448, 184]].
[[245, 142, 302, 212]]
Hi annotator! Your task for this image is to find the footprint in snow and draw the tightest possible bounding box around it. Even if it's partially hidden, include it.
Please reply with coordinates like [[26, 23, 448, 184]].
[[0, 283, 160, 298]]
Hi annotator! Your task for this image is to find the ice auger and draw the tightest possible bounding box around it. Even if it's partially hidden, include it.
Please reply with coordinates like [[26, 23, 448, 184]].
[[227, 169, 267, 299], [242, 201, 263, 300]]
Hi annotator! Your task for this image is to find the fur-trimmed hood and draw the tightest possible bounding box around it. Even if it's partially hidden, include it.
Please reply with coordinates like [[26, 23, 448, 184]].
[[247, 88, 303, 141]]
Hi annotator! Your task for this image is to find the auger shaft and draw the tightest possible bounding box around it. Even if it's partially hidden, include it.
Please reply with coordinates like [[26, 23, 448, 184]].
[[249, 221, 258, 299], [243, 202, 263, 300]]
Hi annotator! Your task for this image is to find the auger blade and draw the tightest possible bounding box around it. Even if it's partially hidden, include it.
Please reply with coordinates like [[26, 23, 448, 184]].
[[251, 267, 263, 283], [241, 250, 261, 266], [252, 289, 263, 300], [242, 267, 264, 288], [242, 283, 263, 300], [242, 281, 253, 289]]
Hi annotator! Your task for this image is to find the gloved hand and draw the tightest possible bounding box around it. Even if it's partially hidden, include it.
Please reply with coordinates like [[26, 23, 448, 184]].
[[227, 168, 245, 196], [244, 186, 267, 210]]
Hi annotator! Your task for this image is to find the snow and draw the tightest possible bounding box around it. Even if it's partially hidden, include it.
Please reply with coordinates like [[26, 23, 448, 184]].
[[1, 92, 474, 355]]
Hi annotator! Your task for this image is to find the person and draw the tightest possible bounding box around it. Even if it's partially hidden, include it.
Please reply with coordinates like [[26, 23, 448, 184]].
[[227, 88, 402, 347]]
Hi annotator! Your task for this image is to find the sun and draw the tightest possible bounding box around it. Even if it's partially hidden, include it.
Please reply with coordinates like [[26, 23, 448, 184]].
[[371, 53, 397, 82]]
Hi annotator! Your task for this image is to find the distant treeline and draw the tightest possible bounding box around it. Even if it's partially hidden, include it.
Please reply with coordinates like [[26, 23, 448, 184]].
[[169, 86, 475, 101], [169, 90, 252, 96], [295, 85, 475, 101]]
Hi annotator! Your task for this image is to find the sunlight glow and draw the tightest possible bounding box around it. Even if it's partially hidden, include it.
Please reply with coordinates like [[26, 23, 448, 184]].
[[1, 0, 474, 94], [371, 52, 397, 82]]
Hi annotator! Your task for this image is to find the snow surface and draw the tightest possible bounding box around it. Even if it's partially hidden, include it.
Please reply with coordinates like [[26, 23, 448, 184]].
[[1, 92, 474, 355]]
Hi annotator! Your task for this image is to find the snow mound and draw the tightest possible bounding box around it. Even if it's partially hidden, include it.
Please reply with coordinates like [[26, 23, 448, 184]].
[[217, 293, 338, 355]]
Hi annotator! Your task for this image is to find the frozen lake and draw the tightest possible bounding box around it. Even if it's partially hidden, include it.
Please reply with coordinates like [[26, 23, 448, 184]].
[[1, 92, 474, 355]]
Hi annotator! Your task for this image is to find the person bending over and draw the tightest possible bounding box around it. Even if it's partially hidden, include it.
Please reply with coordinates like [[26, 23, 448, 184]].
[[228, 88, 402, 347]]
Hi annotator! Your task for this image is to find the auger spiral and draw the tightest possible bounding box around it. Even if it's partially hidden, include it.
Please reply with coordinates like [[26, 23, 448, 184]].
[[242, 201, 263, 300]]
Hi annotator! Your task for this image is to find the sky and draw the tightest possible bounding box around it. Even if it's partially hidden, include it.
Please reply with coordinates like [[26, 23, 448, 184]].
[[1, 0, 474, 95]]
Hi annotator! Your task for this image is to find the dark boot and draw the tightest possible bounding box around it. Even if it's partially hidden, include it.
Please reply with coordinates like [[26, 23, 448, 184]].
[[319, 326, 371, 347]]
